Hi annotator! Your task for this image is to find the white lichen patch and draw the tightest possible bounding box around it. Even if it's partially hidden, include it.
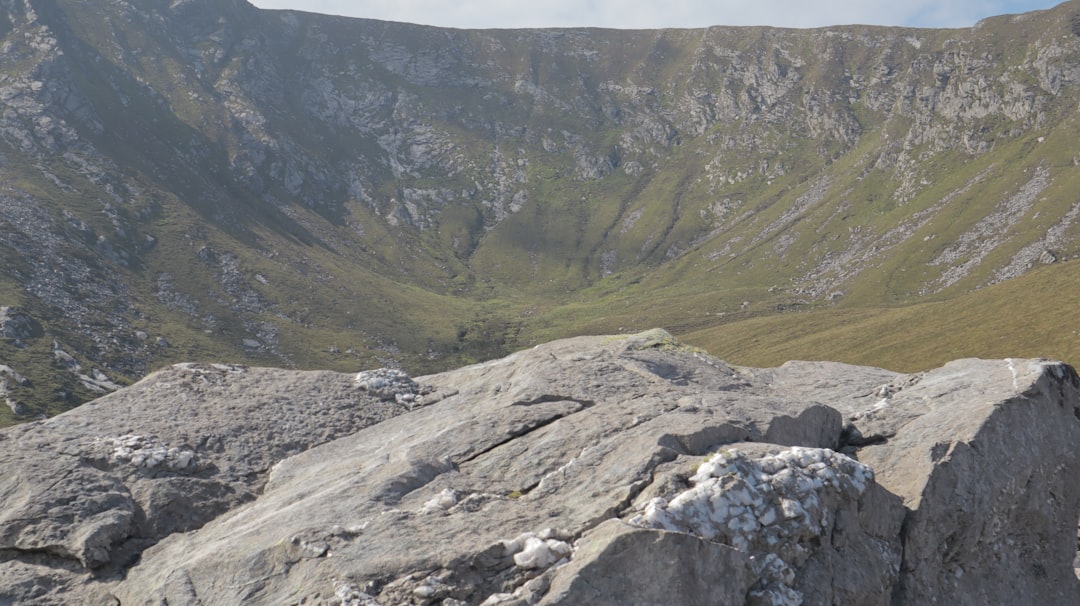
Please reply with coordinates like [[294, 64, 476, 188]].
[[512, 536, 572, 569], [500, 528, 573, 570], [629, 447, 874, 606], [420, 488, 459, 514], [748, 553, 801, 606], [633, 447, 872, 544], [97, 434, 196, 471]]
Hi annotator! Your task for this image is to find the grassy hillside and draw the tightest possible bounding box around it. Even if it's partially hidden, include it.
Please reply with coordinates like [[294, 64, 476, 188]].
[[683, 259, 1080, 372], [4, 0, 1080, 425]]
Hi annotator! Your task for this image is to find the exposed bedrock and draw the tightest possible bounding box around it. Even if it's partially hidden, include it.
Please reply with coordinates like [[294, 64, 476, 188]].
[[1, 330, 1078, 605]]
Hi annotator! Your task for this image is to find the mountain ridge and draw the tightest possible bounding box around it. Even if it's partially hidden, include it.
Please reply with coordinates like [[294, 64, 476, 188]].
[[2, 0, 1080, 422]]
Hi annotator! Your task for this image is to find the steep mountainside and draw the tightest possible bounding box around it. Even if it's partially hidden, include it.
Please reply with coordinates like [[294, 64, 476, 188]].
[[2, 0, 1080, 421]]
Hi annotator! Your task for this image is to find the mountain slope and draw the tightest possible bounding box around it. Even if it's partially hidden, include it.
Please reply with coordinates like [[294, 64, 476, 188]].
[[2, 0, 1080, 422]]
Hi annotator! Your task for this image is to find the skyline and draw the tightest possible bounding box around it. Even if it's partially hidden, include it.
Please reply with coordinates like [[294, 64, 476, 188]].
[[246, 0, 1066, 30]]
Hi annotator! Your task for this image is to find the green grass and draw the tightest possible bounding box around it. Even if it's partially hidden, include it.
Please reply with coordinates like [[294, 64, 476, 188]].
[[681, 259, 1080, 372], [6, 0, 1080, 427]]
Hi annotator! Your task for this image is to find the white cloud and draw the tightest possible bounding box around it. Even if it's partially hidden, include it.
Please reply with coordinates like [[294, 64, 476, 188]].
[[247, 0, 1061, 29]]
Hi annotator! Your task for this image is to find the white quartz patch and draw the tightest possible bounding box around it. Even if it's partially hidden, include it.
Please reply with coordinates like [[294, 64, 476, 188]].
[[420, 488, 459, 514], [98, 434, 197, 471], [354, 368, 425, 407], [630, 447, 874, 606], [632, 447, 872, 545], [500, 529, 572, 570]]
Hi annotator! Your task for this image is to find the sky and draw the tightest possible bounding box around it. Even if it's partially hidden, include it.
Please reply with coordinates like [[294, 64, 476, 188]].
[[246, 1, 1064, 30]]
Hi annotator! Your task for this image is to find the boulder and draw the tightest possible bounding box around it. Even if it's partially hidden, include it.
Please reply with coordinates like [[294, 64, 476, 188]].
[[1, 330, 1078, 605], [852, 358, 1080, 605]]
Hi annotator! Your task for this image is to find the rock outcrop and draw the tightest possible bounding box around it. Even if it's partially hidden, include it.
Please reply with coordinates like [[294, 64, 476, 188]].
[[0, 307, 40, 346], [1, 330, 1079, 605]]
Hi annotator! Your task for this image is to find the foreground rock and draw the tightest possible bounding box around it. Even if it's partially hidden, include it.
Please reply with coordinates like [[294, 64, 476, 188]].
[[0, 362, 430, 604], [1, 331, 1079, 605]]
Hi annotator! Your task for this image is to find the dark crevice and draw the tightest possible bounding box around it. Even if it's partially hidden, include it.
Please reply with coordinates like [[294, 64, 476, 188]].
[[371, 458, 457, 506], [591, 447, 680, 529], [512, 479, 542, 498], [456, 400, 593, 466], [378, 399, 596, 505], [889, 508, 918, 604], [0, 546, 87, 572], [510, 394, 596, 408], [0, 546, 67, 560], [657, 423, 751, 457]]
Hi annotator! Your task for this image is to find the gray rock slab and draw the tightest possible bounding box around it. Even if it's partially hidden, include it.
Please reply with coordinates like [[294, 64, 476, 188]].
[[539, 519, 756, 605], [0, 362, 412, 602], [856, 358, 1080, 605], [2, 330, 1079, 605]]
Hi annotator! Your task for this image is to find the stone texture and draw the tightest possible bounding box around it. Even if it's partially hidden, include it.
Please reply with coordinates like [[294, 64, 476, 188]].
[[538, 519, 756, 605], [1, 330, 1079, 605], [854, 358, 1080, 605], [631, 445, 904, 605], [0, 361, 413, 604]]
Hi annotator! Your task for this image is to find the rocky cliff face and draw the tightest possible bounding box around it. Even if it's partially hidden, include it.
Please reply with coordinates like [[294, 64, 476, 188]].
[[2, 330, 1079, 604], [3, 0, 1080, 421]]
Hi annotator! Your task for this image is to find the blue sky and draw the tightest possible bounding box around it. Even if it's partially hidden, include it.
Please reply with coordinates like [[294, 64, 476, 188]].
[[247, 1, 1064, 29]]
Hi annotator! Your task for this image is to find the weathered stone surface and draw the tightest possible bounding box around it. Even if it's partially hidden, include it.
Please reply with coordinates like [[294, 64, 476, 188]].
[[0, 361, 411, 604], [1, 330, 1079, 605], [539, 519, 756, 605], [853, 358, 1080, 605], [631, 444, 905, 605], [734, 356, 1080, 605], [0, 449, 136, 568]]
